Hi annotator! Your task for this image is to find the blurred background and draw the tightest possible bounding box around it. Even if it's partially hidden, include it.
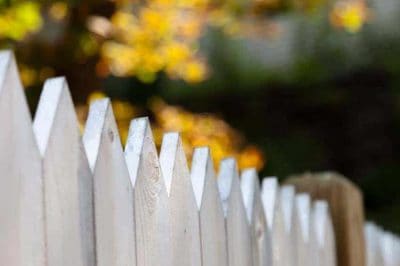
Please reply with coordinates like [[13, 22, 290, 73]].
[[1, 0, 399, 233]]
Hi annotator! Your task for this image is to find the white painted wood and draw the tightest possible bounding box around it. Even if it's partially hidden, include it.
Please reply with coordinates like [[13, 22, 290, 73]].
[[83, 99, 136, 266], [311, 200, 336, 266], [190, 147, 228, 266], [293, 193, 312, 266], [218, 158, 253, 266], [125, 117, 171, 266], [381, 230, 400, 266], [159, 132, 202, 266], [0, 50, 45, 266], [241, 168, 272, 266], [365, 222, 384, 266], [280, 185, 296, 266], [261, 177, 286, 266], [33, 77, 95, 266]]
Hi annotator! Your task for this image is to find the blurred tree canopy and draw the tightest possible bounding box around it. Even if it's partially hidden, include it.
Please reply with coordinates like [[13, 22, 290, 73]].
[[1, 0, 400, 233]]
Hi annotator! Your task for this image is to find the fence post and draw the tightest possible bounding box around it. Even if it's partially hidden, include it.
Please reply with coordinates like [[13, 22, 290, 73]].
[[241, 168, 272, 266], [125, 117, 172, 266], [83, 99, 136, 266], [0, 51, 45, 266], [159, 132, 202, 266], [286, 172, 365, 266], [218, 158, 253, 266], [190, 147, 229, 266], [33, 77, 96, 266], [262, 177, 286, 266]]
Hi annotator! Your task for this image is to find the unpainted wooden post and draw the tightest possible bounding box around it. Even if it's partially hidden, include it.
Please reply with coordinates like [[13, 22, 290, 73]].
[[262, 177, 286, 266], [286, 172, 365, 266], [190, 147, 228, 266], [364, 222, 384, 266], [311, 200, 336, 266], [241, 168, 272, 266], [293, 193, 312, 266], [280, 185, 296, 266], [0, 50, 45, 266], [33, 77, 95, 266], [125, 117, 171, 266], [159, 132, 202, 266], [83, 99, 136, 266], [218, 158, 253, 266]]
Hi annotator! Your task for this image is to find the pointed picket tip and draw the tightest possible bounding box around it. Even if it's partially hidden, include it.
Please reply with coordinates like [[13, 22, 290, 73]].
[[280, 185, 295, 233], [33, 77, 73, 155], [240, 168, 258, 223], [217, 157, 239, 216], [159, 131, 187, 195], [125, 117, 154, 187], [190, 146, 214, 209], [261, 177, 279, 230], [296, 193, 311, 242], [83, 98, 112, 171], [313, 200, 330, 246]]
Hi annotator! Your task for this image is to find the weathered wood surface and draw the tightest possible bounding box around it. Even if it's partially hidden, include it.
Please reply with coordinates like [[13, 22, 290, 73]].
[[241, 168, 272, 266], [312, 200, 336, 266], [286, 172, 365, 266], [159, 132, 202, 266], [125, 117, 172, 266], [83, 99, 136, 266], [0, 51, 45, 266], [262, 177, 286, 266], [33, 77, 95, 266], [218, 158, 253, 266], [191, 147, 228, 266]]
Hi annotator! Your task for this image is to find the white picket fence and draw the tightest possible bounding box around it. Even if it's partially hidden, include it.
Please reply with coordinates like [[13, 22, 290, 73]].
[[0, 49, 397, 266]]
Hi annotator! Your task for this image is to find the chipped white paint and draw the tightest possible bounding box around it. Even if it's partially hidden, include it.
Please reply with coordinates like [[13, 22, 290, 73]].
[[241, 168, 272, 266], [191, 147, 228, 266], [0, 51, 45, 266], [311, 200, 336, 266], [262, 177, 286, 266], [33, 77, 96, 266], [218, 158, 253, 266], [159, 132, 201, 266], [125, 117, 172, 266], [83, 99, 136, 266]]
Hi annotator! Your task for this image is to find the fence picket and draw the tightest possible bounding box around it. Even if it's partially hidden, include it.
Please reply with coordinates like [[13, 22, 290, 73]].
[[218, 158, 253, 266], [241, 168, 272, 266], [159, 132, 202, 266], [365, 223, 384, 266], [280, 185, 296, 266], [312, 200, 336, 266], [124, 117, 171, 266], [0, 51, 45, 266], [261, 177, 286, 266], [83, 99, 136, 266], [293, 193, 312, 266], [33, 77, 96, 266], [190, 147, 229, 266]]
